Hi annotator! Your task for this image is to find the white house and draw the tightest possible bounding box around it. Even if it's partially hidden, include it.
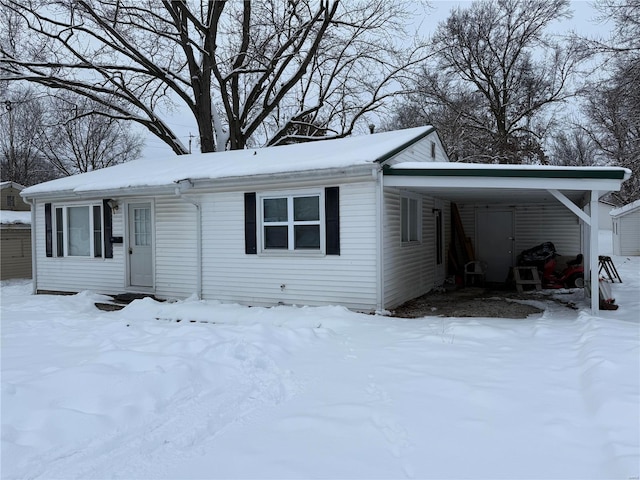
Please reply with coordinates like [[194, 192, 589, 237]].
[[611, 199, 640, 256], [21, 126, 630, 312]]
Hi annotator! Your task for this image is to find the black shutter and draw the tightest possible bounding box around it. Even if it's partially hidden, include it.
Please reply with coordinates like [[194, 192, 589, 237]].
[[244, 192, 257, 254], [103, 199, 113, 259], [325, 187, 340, 255], [44, 203, 53, 257]]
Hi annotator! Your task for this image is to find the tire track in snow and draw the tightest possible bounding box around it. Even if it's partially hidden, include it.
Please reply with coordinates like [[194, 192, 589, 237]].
[[20, 338, 300, 480]]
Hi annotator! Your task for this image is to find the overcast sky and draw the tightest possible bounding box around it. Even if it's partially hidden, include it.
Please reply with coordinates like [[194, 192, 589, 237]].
[[141, 0, 613, 160]]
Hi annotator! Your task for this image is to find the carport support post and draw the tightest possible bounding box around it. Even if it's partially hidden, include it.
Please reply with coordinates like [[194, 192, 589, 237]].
[[589, 190, 600, 313]]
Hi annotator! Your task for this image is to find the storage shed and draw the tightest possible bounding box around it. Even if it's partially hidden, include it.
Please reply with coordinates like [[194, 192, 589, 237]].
[[1, 210, 32, 280], [611, 199, 640, 256], [1, 182, 32, 280]]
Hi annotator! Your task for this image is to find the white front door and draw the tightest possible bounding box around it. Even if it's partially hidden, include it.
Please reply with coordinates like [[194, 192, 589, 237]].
[[128, 203, 153, 287], [476, 209, 515, 283]]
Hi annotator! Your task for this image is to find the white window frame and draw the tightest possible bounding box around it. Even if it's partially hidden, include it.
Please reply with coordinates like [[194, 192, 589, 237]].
[[401, 194, 422, 244], [258, 190, 325, 254], [52, 203, 104, 258]]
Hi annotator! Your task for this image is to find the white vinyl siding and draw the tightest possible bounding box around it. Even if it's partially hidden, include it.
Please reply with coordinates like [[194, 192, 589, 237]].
[[154, 197, 199, 298], [201, 181, 378, 311], [384, 188, 440, 310], [612, 209, 640, 256], [34, 201, 125, 293], [457, 203, 581, 260], [382, 131, 448, 166]]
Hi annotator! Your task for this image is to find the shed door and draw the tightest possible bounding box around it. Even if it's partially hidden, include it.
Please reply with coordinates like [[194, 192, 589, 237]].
[[128, 203, 153, 287], [476, 209, 515, 283]]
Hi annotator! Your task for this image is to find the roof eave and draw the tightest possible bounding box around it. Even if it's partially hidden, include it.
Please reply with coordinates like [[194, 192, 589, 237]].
[[20, 164, 377, 200]]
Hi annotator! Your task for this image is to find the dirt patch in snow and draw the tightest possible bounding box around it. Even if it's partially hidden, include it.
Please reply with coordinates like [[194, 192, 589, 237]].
[[391, 287, 578, 319]]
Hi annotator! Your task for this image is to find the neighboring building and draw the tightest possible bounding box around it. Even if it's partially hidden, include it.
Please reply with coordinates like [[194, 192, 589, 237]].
[[598, 199, 617, 231], [1, 182, 32, 280], [611, 199, 640, 256], [21, 126, 630, 312], [1, 181, 30, 211]]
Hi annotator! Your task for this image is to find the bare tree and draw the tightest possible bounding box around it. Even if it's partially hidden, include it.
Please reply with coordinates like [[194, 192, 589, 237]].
[[1, 0, 429, 154], [583, 60, 640, 203], [0, 85, 57, 185], [385, 69, 492, 162], [412, 0, 580, 164], [548, 126, 599, 166], [575, 0, 640, 203], [580, 0, 640, 56], [39, 94, 144, 176]]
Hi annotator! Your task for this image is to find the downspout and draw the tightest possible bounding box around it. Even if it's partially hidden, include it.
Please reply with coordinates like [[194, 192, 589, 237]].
[[175, 180, 202, 300], [25, 197, 37, 295], [375, 166, 385, 313]]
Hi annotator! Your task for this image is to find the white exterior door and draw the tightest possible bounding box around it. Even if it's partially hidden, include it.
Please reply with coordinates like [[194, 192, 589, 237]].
[[128, 203, 153, 287], [476, 209, 515, 283]]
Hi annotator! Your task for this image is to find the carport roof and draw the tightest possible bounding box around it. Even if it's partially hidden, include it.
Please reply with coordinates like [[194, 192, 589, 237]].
[[383, 162, 631, 205]]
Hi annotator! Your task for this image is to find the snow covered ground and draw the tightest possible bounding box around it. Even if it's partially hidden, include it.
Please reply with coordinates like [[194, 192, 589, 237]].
[[2, 232, 638, 479]]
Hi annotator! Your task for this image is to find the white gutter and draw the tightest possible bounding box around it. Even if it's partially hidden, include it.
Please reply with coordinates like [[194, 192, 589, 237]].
[[175, 180, 202, 300], [374, 166, 385, 313]]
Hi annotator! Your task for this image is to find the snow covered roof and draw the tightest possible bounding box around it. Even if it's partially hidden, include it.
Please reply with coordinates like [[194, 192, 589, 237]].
[[610, 199, 640, 218], [22, 126, 434, 198], [383, 162, 632, 203], [0, 181, 26, 191], [0, 210, 31, 225]]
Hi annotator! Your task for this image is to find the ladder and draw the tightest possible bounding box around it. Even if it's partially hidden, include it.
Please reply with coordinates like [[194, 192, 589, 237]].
[[513, 266, 542, 293]]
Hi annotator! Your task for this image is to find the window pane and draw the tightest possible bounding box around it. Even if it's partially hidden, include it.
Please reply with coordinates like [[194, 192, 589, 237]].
[[294, 196, 319, 221], [134, 208, 151, 246], [263, 198, 287, 222], [409, 199, 418, 241], [55, 207, 64, 257], [294, 225, 320, 249], [68, 206, 90, 256], [93, 205, 102, 257], [264, 226, 288, 249]]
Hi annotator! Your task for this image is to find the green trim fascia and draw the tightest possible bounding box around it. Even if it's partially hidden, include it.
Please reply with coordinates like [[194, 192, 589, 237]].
[[374, 126, 436, 164], [382, 167, 627, 180]]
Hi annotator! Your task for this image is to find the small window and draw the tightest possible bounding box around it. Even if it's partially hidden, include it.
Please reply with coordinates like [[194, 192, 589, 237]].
[[401, 196, 421, 243], [6, 195, 15, 207], [53, 204, 103, 257], [261, 193, 322, 251]]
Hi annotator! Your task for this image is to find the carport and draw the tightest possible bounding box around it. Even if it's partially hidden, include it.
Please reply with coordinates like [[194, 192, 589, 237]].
[[383, 163, 631, 313]]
